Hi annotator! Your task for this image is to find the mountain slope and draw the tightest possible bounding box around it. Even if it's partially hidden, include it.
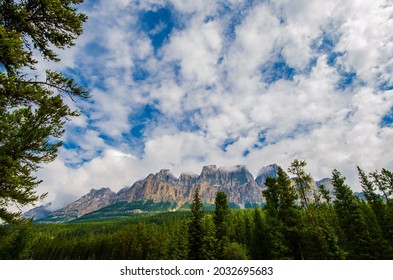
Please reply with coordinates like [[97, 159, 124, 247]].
[[29, 164, 336, 223], [38, 187, 116, 222]]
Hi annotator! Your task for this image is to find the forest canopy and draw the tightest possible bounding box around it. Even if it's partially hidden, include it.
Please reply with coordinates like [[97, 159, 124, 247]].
[[1, 161, 393, 260]]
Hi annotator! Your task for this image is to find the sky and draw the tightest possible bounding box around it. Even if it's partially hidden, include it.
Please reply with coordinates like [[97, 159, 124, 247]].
[[31, 0, 393, 210]]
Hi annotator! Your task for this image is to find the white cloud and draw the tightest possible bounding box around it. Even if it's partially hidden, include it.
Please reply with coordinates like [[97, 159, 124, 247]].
[[27, 0, 393, 210]]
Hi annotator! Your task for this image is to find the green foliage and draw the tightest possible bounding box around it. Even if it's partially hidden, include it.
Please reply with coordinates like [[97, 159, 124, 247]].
[[165, 219, 189, 260], [188, 188, 204, 259], [288, 159, 313, 209], [0, 220, 35, 259], [213, 191, 230, 240], [358, 167, 393, 246], [1, 164, 393, 260], [221, 242, 248, 260], [332, 169, 391, 259], [0, 0, 88, 224]]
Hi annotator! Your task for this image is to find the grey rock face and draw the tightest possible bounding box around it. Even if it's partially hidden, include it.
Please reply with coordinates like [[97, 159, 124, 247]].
[[255, 164, 279, 187], [48, 187, 117, 219], [29, 164, 337, 222], [22, 203, 52, 220], [117, 165, 265, 207]]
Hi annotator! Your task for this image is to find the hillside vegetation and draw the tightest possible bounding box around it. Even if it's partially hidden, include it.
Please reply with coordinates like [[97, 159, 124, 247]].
[[1, 162, 393, 260]]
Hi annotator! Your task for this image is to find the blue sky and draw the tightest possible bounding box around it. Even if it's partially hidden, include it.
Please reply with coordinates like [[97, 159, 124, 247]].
[[33, 0, 393, 209]]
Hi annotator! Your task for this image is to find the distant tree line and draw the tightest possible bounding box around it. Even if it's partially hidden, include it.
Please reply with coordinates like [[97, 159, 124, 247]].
[[1, 160, 393, 260]]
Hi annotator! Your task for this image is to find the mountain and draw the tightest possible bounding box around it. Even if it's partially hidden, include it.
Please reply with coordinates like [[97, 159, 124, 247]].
[[30, 164, 334, 223], [117, 165, 264, 207], [39, 187, 117, 222], [116, 169, 186, 205], [316, 177, 333, 191], [255, 164, 279, 187], [22, 203, 52, 220]]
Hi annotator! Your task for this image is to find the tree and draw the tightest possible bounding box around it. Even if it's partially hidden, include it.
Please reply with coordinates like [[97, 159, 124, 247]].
[[250, 206, 272, 259], [332, 169, 383, 259], [213, 191, 230, 259], [262, 167, 302, 259], [288, 159, 312, 209], [188, 188, 204, 259], [370, 168, 393, 201], [213, 191, 230, 240], [221, 242, 248, 260], [0, 0, 88, 223], [165, 219, 189, 260], [358, 167, 393, 245]]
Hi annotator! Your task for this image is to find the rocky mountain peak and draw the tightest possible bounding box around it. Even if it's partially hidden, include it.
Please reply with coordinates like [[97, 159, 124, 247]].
[[179, 172, 199, 188], [201, 164, 218, 174], [27, 163, 335, 222], [199, 165, 220, 184], [256, 163, 279, 187], [22, 203, 52, 220], [88, 187, 113, 196], [316, 178, 334, 192], [48, 187, 117, 220], [155, 169, 178, 184], [219, 165, 254, 186]]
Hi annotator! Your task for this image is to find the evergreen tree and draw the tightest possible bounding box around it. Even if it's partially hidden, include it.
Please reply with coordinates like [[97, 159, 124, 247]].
[[358, 168, 388, 230], [200, 214, 217, 260], [213, 191, 230, 239], [188, 188, 204, 259], [359, 167, 393, 245], [166, 220, 189, 260], [0, 0, 88, 224], [288, 159, 313, 209], [370, 169, 393, 201], [318, 184, 332, 205], [263, 167, 302, 259], [332, 169, 380, 259], [250, 206, 272, 259], [221, 242, 248, 260], [213, 191, 230, 259]]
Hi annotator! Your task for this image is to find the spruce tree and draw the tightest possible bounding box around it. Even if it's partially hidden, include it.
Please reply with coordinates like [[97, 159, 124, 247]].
[[213, 191, 230, 240], [213, 191, 230, 259], [332, 169, 380, 259], [262, 167, 301, 259], [288, 159, 312, 209], [0, 0, 88, 224], [188, 188, 204, 259]]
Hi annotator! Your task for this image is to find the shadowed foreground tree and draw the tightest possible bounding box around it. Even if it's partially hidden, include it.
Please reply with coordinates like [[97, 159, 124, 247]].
[[188, 188, 204, 259], [0, 0, 88, 224], [332, 169, 392, 259]]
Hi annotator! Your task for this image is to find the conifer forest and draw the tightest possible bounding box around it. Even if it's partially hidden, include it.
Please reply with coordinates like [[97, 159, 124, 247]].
[[1, 164, 393, 260]]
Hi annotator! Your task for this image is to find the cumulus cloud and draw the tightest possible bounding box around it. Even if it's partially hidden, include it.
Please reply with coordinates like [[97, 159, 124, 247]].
[[28, 0, 393, 210]]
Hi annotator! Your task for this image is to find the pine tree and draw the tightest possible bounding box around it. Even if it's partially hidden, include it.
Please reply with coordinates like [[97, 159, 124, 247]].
[[221, 242, 248, 260], [213, 191, 230, 240], [188, 188, 204, 259], [332, 169, 381, 259], [288, 159, 312, 209], [200, 214, 217, 260], [0, 0, 88, 224], [358, 167, 388, 233], [370, 169, 393, 201], [166, 220, 189, 260], [263, 167, 301, 259], [249, 206, 274, 259], [213, 191, 230, 259]]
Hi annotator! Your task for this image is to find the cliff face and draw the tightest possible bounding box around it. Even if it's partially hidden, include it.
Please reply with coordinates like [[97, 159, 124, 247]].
[[48, 187, 117, 220], [28, 164, 334, 222], [255, 164, 279, 187], [117, 165, 266, 207], [116, 169, 186, 205], [22, 203, 52, 220]]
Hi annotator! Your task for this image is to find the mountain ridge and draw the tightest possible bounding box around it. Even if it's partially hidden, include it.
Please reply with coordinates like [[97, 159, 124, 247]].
[[27, 164, 332, 222]]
